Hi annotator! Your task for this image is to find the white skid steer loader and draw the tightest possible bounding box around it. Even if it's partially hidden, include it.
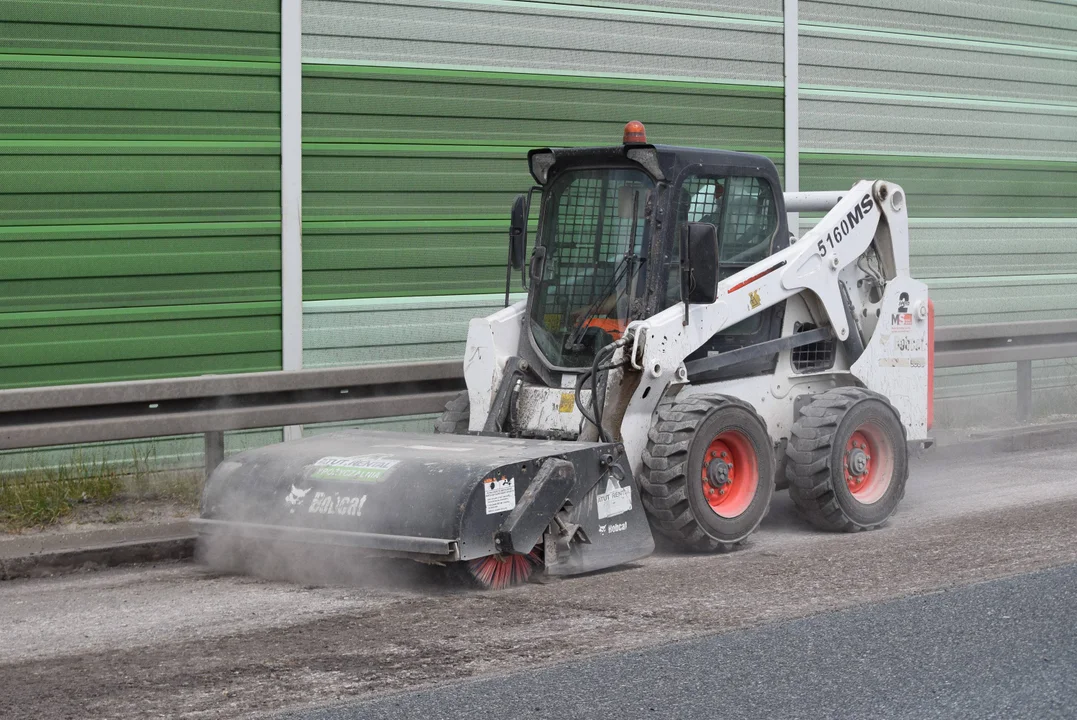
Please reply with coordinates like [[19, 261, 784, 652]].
[[195, 122, 933, 589]]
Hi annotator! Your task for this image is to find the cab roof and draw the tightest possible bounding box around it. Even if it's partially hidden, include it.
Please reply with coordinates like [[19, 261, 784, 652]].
[[527, 144, 782, 190]]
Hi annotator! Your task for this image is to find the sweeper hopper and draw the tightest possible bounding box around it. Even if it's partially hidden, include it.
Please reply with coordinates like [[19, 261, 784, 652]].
[[194, 430, 654, 588]]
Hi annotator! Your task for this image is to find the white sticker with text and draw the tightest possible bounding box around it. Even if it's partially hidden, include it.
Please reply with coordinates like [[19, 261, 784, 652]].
[[597, 477, 632, 519], [484, 477, 516, 514]]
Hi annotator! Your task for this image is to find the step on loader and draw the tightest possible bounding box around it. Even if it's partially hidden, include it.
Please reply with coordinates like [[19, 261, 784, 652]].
[[194, 122, 933, 588]]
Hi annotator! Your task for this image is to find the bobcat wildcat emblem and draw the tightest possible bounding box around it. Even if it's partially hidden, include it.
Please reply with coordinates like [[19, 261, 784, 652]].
[[285, 484, 312, 506]]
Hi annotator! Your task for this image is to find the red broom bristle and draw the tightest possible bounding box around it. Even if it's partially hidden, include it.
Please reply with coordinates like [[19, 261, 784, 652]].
[[466, 548, 542, 589]]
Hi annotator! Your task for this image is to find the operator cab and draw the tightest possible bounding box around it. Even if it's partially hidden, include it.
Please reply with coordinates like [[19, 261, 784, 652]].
[[509, 122, 790, 380]]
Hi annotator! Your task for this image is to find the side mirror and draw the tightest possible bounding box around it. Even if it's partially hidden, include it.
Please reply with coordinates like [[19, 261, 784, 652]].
[[509, 194, 528, 270], [682, 222, 720, 304]]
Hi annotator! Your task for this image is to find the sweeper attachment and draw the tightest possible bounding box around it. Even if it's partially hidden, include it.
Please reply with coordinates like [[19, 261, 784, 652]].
[[194, 431, 654, 588], [196, 122, 932, 588]]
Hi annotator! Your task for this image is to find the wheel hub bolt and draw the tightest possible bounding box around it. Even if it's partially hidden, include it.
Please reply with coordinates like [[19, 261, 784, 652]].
[[706, 458, 732, 490], [847, 447, 869, 476]]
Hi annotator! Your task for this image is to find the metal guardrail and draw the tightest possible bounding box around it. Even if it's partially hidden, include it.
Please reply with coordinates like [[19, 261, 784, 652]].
[[934, 319, 1077, 367], [0, 319, 1073, 469], [935, 319, 1077, 422], [0, 362, 465, 464]]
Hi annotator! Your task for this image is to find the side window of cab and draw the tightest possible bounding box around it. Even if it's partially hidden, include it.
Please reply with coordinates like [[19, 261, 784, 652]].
[[718, 176, 779, 269], [666, 175, 780, 320]]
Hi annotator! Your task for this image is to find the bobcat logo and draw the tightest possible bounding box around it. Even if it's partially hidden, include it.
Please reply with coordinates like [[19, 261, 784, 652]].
[[285, 485, 311, 506], [598, 524, 607, 535]]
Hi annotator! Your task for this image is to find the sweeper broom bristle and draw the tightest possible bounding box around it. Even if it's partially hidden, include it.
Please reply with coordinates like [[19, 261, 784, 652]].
[[466, 547, 543, 589]]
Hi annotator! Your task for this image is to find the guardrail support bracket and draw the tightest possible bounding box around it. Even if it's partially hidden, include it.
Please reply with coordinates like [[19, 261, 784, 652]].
[[204, 431, 225, 479], [1016, 359, 1033, 423]]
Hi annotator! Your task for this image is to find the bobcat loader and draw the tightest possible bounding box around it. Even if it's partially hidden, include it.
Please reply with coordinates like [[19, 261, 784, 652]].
[[195, 122, 933, 588]]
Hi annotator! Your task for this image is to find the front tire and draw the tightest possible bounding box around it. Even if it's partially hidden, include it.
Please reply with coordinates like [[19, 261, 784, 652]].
[[434, 390, 470, 434], [786, 387, 908, 531], [640, 395, 775, 552]]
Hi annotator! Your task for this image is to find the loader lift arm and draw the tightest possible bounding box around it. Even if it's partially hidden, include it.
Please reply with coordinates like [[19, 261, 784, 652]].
[[625, 179, 907, 379]]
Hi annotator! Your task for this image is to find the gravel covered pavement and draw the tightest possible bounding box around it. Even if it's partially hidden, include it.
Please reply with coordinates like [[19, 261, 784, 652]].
[[2, 443, 1076, 719]]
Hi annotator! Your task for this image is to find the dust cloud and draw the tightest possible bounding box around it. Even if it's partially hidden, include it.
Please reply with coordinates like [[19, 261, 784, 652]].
[[195, 534, 468, 590], [194, 476, 469, 591]]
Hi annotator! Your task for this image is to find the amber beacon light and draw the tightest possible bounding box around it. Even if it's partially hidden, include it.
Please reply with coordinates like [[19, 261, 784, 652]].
[[623, 120, 647, 144]]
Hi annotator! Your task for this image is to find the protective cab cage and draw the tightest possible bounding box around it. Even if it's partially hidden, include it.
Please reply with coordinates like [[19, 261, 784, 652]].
[[494, 142, 821, 439]]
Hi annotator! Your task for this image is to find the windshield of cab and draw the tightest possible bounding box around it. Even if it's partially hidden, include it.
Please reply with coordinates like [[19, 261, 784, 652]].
[[529, 168, 655, 369]]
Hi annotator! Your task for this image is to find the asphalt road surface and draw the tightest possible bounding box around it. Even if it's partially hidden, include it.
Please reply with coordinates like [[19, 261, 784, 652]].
[[2, 442, 1076, 720], [287, 563, 1077, 720]]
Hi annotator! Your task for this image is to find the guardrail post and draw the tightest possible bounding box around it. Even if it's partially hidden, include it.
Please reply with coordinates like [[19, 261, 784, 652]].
[[204, 431, 225, 479], [1016, 359, 1033, 423]]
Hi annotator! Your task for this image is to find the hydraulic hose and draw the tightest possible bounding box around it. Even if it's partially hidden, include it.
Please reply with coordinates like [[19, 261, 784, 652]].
[[575, 337, 628, 443]]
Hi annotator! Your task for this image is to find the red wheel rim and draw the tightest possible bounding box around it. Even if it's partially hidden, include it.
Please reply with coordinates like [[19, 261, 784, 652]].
[[700, 430, 759, 518], [843, 422, 895, 504]]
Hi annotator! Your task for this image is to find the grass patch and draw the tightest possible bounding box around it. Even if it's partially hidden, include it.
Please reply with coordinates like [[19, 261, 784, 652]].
[[129, 468, 203, 508], [0, 445, 204, 532], [0, 451, 125, 530], [122, 446, 202, 506]]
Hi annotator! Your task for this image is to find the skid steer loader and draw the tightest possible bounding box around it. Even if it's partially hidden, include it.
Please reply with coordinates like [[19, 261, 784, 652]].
[[194, 122, 933, 588]]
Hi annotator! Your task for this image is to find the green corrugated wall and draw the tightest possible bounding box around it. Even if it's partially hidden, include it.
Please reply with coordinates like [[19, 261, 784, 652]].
[[3, 0, 1073, 431], [799, 0, 1077, 424], [301, 65, 784, 301], [0, 0, 282, 388], [803, 154, 1077, 219], [298, 0, 788, 373]]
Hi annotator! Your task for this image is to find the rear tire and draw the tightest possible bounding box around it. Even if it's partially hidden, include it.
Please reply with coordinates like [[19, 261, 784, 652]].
[[786, 387, 908, 532], [640, 395, 774, 552], [434, 390, 470, 434]]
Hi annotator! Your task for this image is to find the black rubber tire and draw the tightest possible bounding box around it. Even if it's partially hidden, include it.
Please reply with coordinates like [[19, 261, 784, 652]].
[[434, 390, 470, 434], [639, 394, 775, 552], [786, 387, 908, 532]]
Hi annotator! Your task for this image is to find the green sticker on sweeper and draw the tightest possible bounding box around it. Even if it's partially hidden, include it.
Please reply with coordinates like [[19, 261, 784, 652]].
[[310, 456, 399, 482]]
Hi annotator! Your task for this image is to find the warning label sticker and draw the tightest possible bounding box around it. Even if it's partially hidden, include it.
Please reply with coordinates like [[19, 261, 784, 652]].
[[597, 477, 632, 519], [484, 477, 516, 514], [559, 392, 575, 413], [310, 456, 399, 482]]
